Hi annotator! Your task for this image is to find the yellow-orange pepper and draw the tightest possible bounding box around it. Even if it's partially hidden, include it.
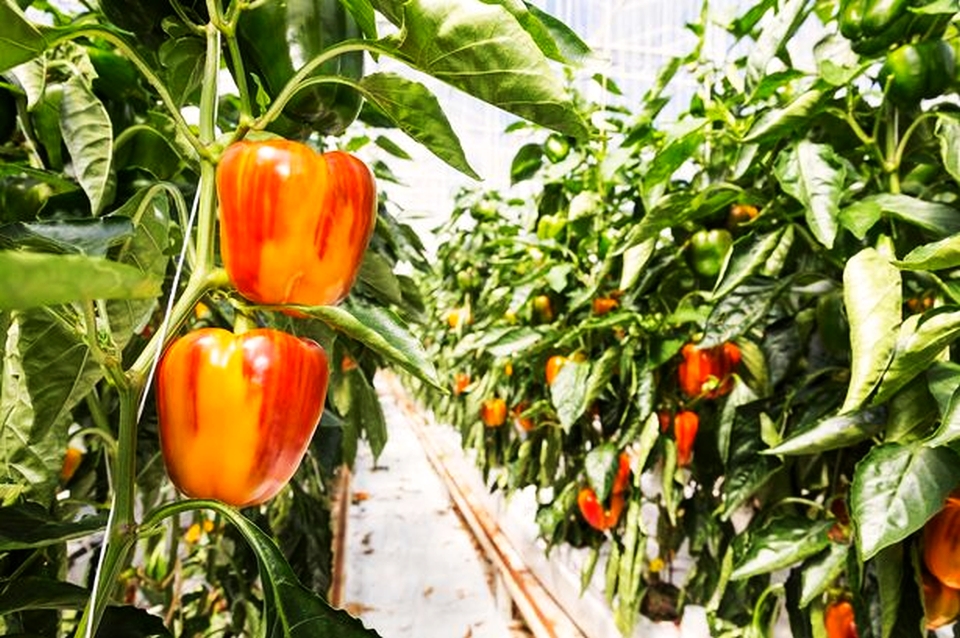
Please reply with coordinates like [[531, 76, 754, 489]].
[[156, 328, 329, 507]]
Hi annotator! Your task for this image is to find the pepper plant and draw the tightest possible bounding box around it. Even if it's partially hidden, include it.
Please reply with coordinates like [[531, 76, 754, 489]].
[[413, 0, 960, 634], [0, 0, 589, 635]]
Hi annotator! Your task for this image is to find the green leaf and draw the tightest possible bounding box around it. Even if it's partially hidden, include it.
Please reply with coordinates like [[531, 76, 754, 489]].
[[720, 404, 782, 519], [0, 0, 45, 74], [0, 218, 134, 255], [851, 442, 960, 561], [521, 1, 591, 61], [159, 35, 205, 107], [584, 444, 618, 501], [712, 227, 791, 300], [332, 363, 387, 464], [774, 140, 844, 249], [0, 310, 105, 503], [937, 112, 960, 185], [839, 199, 883, 239], [746, 0, 808, 87], [799, 542, 849, 607], [59, 76, 113, 214], [0, 251, 162, 309], [731, 517, 834, 580], [549, 359, 590, 432], [872, 308, 960, 406], [377, 0, 588, 139], [924, 385, 960, 447], [840, 248, 901, 412], [869, 193, 960, 236], [197, 502, 380, 637], [742, 89, 826, 144], [358, 73, 478, 179], [104, 188, 171, 351], [896, 234, 960, 271], [702, 279, 790, 348], [0, 502, 106, 550], [114, 124, 184, 180], [0, 577, 88, 613], [875, 543, 904, 638], [764, 409, 884, 456], [357, 251, 404, 307], [340, 0, 378, 40], [305, 302, 440, 389]]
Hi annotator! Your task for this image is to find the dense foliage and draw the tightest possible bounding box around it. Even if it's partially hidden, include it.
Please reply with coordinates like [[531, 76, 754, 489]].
[[412, 0, 960, 634]]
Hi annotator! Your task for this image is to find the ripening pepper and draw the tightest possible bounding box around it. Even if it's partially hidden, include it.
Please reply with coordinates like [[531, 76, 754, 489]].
[[824, 600, 858, 638], [156, 328, 330, 507], [532, 294, 555, 322], [678, 342, 741, 399], [592, 296, 619, 315], [512, 402, 534, 431], [923, 569, 960, 630], [60, 447, 83, 483], [480, 398, 507, 427], [924, 494, 960, 588], [216, 140, 377, 309], [577, 487, 625, 531], [453, 372, 471, 396], [674, 411, 700, 467], [612, 452, 632, 494], [880, 40, 956, 104], [545, 354, 569, 385]]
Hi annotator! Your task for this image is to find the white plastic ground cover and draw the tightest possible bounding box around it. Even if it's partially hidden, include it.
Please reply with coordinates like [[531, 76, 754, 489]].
[[340, 385, 517, 638]]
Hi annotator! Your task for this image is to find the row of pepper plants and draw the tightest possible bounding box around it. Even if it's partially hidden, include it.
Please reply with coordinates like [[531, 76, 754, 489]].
[[411, 0, 960, 635], [0, 0, 592, 636]]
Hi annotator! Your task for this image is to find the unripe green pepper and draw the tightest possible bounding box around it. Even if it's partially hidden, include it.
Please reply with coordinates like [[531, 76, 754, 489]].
[[688, 229, 733, 278], [536, 214, 566, 241], [236, 0, 364, 136], [543, 134, 571, 163], [880, 40, 955, 104], [839, 0, 910, 40]]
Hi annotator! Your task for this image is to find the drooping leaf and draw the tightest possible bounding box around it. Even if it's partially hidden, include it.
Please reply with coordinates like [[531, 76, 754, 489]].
[[730, 517, 834, 580], [375, 0, 588, 139], [799, 542, 849, 607], [358, 73, 478, 179], [745, 0, 808, 87], [550, 359, 590, 432], [305, 301, 440, 389], [764, 409, 884, 456], [774, 140, 844, 249], [59, 75, 113, 214], [840, 247, 901, 412], [0, 251, 162, 309], [584, 443, 618, 501], [937, 112, 960, 185], [742, 89, 826, 144], [897, 234, 960, 271], [872, 308, 960, 406], [851, 442, 960, 561]]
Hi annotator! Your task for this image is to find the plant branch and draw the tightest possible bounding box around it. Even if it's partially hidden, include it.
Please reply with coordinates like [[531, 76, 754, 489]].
[[47, 26, 210, 161]]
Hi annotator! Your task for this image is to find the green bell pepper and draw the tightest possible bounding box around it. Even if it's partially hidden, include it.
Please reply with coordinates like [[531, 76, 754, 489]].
[[236, 0, 364, 136], [689, 229, 733, 279], [880, 40, 956, 104]]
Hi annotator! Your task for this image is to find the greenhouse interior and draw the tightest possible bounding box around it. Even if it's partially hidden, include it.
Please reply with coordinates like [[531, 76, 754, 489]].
[[4, 0, 960, 637]]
